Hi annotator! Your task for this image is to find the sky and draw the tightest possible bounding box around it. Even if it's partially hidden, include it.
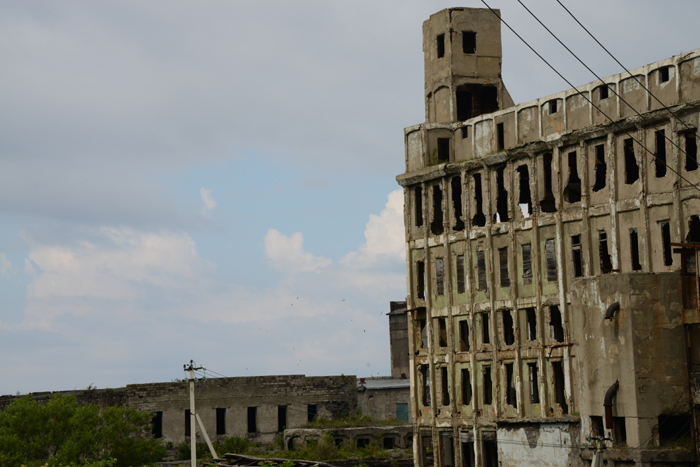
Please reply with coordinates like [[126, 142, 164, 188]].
[[1, 0, 699, 395]]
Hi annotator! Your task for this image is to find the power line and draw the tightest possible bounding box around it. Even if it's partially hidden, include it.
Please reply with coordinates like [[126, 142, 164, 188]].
[[479, 0, 700, 195]]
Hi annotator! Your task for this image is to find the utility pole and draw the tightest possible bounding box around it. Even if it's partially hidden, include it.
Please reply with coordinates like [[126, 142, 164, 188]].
[[183, 360, 218, 467]]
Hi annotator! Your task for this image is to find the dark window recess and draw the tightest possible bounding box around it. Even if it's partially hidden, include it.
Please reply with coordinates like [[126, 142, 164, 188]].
[[431, 185, 444, 235], [416, 260, 425, 300], [472, 173, 486, 227], [552, 361, 568, 414], [497, 123, 505, 151], [462, 368, 472, 405], [630, 228, 642, 271], [437, 138, 450, 163], [550, 306, 564, 342], [417, 308, 428, 349], [477, 250, 487, 291], [277, 406, 287, 432], [415, 186, 423, 227], [459, 320, 470, 352], [456, 84, 498, 121], [522, 244, 532, 285], [462, 31, 476, 54], [441, 367, 450, 406], [659, 414, 692, 443], [540, 152, 557, 213], [152, 411, 163, 439], [549, 100, 558, 114], [481, 313, 490, 344], [505, 363, 517, 408], [564, 151, 581, 203], [461, 126, 469, 139], [441, 433, 455, 467], [357, 438, 370, 449], [456, 255, 466, 294], [516, 165, 532, 217], [462, 441, 475, 467], [591, 416, 604, 437], [494, 167, 509, 223], [528, 362, 540, 403], [599, 85, 609, 100], [483, 366, 492, 405], [383, 437, 394, 449], [686, 133, 698, 171], [438, 317, 447, 347], [661, 222, 673, 266], [482, 439, 498, 467], [452, 177, 464, 231], [502, 310, 514, 346], [526, 308, 536, 341], [436, 34, 445, 58], [572, 235, 583, 278], [593, 144, 607, 192], [545, 239, 558, 282], [436, 258, 445, 296], [217, 408, 226, 435], [688, 215, 700, 243], [421, 365, 431, 407], [247, 407, 257, 433], [624, 138, 639, 184], [307, 404, 317, 422], [185, 409, 191, 437], [613, 417, 627, 446], [659, 66, 670, 83], [599, 231, 613, 274], [499, 247, 510, 287], [655, 130, 667, 178]]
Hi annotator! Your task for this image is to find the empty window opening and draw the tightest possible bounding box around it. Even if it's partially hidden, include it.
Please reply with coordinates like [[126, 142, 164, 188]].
[[499, 247, 510, 288], [421, 435, 434, 467], [456, 84, 498, 120], [564, 151, 581, 203], [461, 126, 469, 139], [593, 144, 607, 192], [185, 409, 191, 437], [438, 317, 447, 347], [472, 173, 486, 227], [307, 404, 317, 422], [459, 320, 470, 352], [436, 34, 445, 58], [659, 66, 670, 83], [441, 366, 450, 406], [217, 408, 226, 435], [494, 167, 509, 223], [526, 308, 537, 341], [357, 438, 370, 449], [482, 438, 498, 467], [247, 407, 257, 433], [416, 260, 426, 300], [437, 138, 450, 163], [591, 416, 604, 437], [462, 441, 475, 467], [452, 177, 464, 231], [436, 258, 445, 296], [496, 123, 505, 151], [661, 222, 673, 266], [658, 414, 692, 444], [624, 138, 639, 184], [550, 306, 564, 342], [477, 250, 487, 291], [598, 231, 613, 274], [548, 100, 558, 114], [431, 185, 444, 235], [599, 85, 609, 100], [522, 244, 533, 285], [613, 417, 627, 446], [462, 31, 476, 54], [630, 228, 642, 271], [462, 368, 472, 405], [505, 363, 517, 408], [417, 309, 428, 349], [152, 411, 163, 439], [441, 433, 455, 467], [483, 366, 492, 405], [277, 406, 287, 432], [456, 255, 466, 294], [688, 215, 700, 243], [481, 313, 490, 344], [516, 165, 532, 217], [571, 234, 583, 278], [383, 437, 395, 449], [528, 362, 540, 403], [545, 238, 558, 282], [456, 90, 473, 121], [421, 365, 431, 407], [540, 152, 557, 213], [655, 130, 667, 177], [552, 361, 568, 414], [415, 186, 424, 227], [502, 310, 514, 346], [686, 133, 698, 171]]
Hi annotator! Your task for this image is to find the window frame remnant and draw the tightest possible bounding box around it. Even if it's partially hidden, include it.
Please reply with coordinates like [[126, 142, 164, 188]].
[[456, 254, 466, 294], [483, 366, 492, 405], [630, 228, 642, 271], [421, 365, 431, 407], [655, 130, 667, 178], [624, 138, 639, 184], [438, 317, 447, 347], [505, 362, 517, 408], [416, 260, 426, 300], [431, 185, 444, 235], [462, 368, 472, 405], [598, 231, 613, 274], [416, 308, 428, 349], [522, 243, 532, 284], [528, 362, 540, 403], [459, 319, 470, 352], [661, 221, 673, 266], [216, 407, 226, 435], [499, 247, 510, 288], [545, 238, 558, 281], [686, 133, 698, 172], [502, 309, 514, 346], [415, 186, 423, 227], [564, 151, 581, 203], [525, 308, 536, 341], [451, 176, 464, 231], [593, 143, 607, 192], [571, 234, 583, 278], [462, 31, 476, 54], [472, 173, 486, 226], [476, 250, 487, 291], [481, 313, 490, 345], [435, 258, 445, 296], [441, 366, 450, 406], [436, 34, 445, 58]]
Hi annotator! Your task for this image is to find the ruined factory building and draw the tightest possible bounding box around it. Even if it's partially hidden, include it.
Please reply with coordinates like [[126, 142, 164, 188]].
[[396, 7, 700, 467]]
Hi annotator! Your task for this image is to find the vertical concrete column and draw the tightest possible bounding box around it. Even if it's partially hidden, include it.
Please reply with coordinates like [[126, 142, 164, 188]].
[[580, 140, 593, 276], [608, 132, 620, 270], [671, 119, 683, 244], [638, 127, 652, 270]]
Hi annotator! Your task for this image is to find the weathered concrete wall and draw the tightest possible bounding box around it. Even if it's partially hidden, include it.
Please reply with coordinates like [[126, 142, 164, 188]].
[[496, 422, 581, 467], [284, 425, 413, 451], [358, 384, 411, 423]]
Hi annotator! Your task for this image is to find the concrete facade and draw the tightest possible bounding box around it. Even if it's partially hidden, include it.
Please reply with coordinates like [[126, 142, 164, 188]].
[[397, 7, 700, 467]]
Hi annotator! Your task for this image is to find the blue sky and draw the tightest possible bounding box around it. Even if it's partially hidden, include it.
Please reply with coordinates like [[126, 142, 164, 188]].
[[1, 0, 699, 395]]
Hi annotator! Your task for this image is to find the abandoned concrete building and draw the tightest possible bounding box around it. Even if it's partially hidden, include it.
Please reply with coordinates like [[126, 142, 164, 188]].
[[397, 7, 700, 467]]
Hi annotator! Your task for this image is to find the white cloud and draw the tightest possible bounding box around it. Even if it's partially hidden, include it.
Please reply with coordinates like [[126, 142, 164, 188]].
[[264, 229, 331, 274], [200, 187, 217, 215], [24, 258, 36, 275], [0, 253, 14, 276]]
